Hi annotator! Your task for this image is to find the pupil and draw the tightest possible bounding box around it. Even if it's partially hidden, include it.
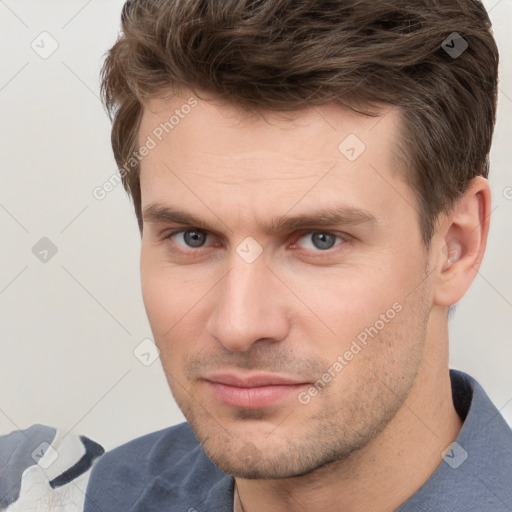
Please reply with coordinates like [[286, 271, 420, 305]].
[[184, 230, 206, 248], [313, 232, 335, 250]]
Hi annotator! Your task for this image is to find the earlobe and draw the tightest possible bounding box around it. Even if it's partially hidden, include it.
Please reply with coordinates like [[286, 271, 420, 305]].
[[433, 177, 491, 307]]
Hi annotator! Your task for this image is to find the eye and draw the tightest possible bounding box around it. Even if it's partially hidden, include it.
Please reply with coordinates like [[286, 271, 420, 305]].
[[292, 231, 346, 251], [167, 229, 209, 249], [164, 228, 348, 255]]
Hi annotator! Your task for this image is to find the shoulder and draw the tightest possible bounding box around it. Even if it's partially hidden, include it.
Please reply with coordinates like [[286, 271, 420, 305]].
[[83, 421, 231, 512], [86, 421, 200, 476]]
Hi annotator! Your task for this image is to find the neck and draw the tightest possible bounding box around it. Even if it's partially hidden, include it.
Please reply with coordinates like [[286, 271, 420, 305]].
[[234, 321, 462, 512]]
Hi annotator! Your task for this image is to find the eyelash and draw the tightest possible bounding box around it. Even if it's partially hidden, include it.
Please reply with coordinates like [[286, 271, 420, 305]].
[[163, 228, 350, 257]]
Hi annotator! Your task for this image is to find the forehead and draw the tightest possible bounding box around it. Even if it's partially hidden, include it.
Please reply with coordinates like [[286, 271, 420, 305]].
[[137, 91, 414, 231], [139, 92, 403, 162]]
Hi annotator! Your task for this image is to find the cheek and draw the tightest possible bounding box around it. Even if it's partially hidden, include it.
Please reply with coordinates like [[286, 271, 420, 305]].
[[288, 258, 420, 361], [140, 249, 183, 337], [140, 268, 186, 378], [140, 252, 213, 356], [295, 267, 402, 331]]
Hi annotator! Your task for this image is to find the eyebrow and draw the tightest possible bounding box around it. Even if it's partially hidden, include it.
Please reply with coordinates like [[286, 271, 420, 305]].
[[142, 203, 378, 233]]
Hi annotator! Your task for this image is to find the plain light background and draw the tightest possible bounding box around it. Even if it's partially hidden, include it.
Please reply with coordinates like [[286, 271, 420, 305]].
[[0, 0, 511, 451]]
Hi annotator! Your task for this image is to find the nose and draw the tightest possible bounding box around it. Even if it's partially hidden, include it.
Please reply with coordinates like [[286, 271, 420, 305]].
[[205, 251, 290, 352]]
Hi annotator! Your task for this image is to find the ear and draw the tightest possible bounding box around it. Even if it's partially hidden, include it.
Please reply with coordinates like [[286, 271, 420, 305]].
[[433, 176, 491, 307]]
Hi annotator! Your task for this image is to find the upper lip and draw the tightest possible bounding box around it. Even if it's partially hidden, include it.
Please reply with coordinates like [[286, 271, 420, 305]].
[[204, 373, 308, 388]]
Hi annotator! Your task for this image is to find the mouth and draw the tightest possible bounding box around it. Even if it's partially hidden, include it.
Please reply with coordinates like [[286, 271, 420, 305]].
[[202, 372, 310, 409]]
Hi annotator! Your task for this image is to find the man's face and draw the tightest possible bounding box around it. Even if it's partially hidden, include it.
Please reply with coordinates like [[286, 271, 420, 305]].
[[139, 91, 435, 478]]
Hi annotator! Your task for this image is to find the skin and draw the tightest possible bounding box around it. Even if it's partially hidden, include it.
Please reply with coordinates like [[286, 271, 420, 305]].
[[138, 89, 490, 511]]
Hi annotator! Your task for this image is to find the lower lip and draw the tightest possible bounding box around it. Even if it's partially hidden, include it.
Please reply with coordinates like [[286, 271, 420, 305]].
[[206, 381, 308, 409]]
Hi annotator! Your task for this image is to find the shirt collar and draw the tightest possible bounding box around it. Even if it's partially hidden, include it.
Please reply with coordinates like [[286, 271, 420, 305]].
[[396, 369, 512, 511]]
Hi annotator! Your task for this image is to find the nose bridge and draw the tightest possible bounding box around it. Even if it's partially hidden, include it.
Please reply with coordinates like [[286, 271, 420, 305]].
[[206, 248, 288, 352]]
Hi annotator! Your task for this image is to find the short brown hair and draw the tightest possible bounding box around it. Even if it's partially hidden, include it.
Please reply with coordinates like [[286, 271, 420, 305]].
[[101, 0, 499, 246]]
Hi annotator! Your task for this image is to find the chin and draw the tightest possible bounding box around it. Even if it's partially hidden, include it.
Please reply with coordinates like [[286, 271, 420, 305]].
[[202, 437, 347, 480]]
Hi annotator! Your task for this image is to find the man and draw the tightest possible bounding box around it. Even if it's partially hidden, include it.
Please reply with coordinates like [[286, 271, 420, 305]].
[[83, 0, 511, 511]]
